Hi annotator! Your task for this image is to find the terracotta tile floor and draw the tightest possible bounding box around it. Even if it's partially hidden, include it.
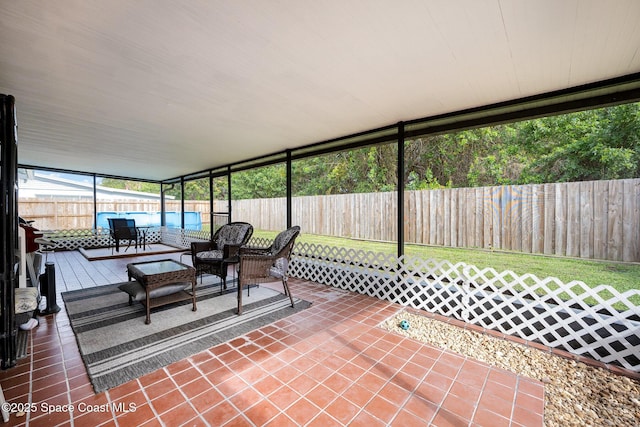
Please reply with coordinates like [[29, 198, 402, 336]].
[[0, 251, 545, 426]]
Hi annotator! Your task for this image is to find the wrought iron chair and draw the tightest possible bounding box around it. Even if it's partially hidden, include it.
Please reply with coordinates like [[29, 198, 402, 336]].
[[191, 222, 253, 291], [236, 225, 300, 315], [108, 218, 141, 253]]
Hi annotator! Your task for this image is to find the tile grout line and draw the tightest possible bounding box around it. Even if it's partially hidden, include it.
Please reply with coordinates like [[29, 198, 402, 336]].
[[166, 359, 212, 427], [466, 356, 491, 426], [135, 374, 166, 427]]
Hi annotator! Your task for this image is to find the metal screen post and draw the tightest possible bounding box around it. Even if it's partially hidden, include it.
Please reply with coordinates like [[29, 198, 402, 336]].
[[397, 121, 405, 258]]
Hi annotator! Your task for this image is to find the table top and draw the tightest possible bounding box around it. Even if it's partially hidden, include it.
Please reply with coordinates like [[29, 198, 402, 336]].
[[127, 259, 192, 277]]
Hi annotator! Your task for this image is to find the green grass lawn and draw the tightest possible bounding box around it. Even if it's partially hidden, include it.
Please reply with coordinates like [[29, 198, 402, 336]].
[[253, 230, 640, 295]]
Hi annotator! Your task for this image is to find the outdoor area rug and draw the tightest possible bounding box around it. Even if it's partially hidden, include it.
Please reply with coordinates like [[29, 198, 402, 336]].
[[78, 243, 186, 261], [61, 278, 311, 393]]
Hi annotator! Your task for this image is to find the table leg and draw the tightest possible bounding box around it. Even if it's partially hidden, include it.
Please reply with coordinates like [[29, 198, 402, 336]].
[[237, 279, 243, 315], [191, 279, 197, 312], [145, 288, 151, 324]]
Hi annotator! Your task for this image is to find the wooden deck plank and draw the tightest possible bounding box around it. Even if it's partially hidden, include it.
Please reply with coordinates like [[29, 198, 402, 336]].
[[47, 250, 190, 292]]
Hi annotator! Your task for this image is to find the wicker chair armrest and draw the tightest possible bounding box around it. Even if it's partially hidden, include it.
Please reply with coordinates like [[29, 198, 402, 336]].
[[239, 246, 271, 256], [223, 243, 244, 259], [191, 241, 213, 264], [191, 241, 212, 253]]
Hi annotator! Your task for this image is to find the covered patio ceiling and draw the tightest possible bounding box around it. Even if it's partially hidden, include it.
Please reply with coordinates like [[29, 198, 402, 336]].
[[1, 1, 640, 182]]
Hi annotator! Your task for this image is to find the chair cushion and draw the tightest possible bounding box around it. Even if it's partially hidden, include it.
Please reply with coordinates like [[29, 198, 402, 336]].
[[196, 249, 223, 261], [216, 223, 252, 250], [15, 287, 40, 314], [269, 258, 289, 279], [272, 227, 299, 254], [118, 281, 190, 301]]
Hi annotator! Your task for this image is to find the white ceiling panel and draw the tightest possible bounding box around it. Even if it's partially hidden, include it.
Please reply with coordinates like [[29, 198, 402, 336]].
[[1, 0, 640, 181]]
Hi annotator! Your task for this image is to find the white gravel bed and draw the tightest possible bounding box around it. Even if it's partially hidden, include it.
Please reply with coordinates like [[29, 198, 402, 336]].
[[381, 311, 640, 427]]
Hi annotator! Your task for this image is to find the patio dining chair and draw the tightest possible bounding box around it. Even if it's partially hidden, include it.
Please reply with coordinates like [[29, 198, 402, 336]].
[[108, 218, 141, 253], [191, 222, 253, 292], [236, 225, 300, 315]]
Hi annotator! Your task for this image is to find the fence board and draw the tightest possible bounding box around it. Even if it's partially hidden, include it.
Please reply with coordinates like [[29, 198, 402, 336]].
[[593, 180, 608, 260], [451, 188, 469, 248], [465, 188, 473, 247], [543, 184, 555, 255], [422, 190, 430, 244], [521, 186, 532, 253], [483, 187, 494, 249], [555, 183, 567, 256], [531, 185, 544, 254], [607, 181, 623, 261], [579, 181, 594, 259], [566, 182, 581, 257], [474, 188, 483, 249], [622, 179, 639, 262], [449, 190, 456, 246]]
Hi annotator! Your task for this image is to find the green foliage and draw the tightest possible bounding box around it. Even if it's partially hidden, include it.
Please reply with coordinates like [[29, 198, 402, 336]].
[[182, 179, 209, 200], [519, 104, 640, 182], [232, 165, 286, 199], [100, 178, 160, 194], [291, 145, 397, 196]]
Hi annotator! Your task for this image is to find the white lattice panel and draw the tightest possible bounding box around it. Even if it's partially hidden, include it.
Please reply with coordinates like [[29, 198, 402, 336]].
[[38, 229, 111, 250], [462, 264, 640, 371], [42, 227, 177, 250], [160, 227, 209, 248], [290, 243, 640, 372], [248, 237, 274, 248]]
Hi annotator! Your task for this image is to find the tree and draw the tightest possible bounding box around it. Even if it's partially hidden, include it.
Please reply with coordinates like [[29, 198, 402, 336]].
[[519, 103, 640, 182], [99, 178, 160, 194], [231, 165, 286, 199]]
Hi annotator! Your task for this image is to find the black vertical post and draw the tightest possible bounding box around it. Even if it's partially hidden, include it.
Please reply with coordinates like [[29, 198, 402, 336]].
[[160, 183, 166, 227], [1, 95, 18, 369], [180, 177, 185, 229], [92, 174, 97, 229], [227, 166, 232, 223], [286, 150, 292, 228], [397, 122, 405, 258], [209, 171, 214, 235]]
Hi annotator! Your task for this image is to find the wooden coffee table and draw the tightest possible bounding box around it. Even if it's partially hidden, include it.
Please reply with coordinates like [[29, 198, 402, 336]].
[[126, 259, 196, 324]]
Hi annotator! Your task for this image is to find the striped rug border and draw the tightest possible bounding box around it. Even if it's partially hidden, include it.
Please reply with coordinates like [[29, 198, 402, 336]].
[[62, 281, 311, 393]]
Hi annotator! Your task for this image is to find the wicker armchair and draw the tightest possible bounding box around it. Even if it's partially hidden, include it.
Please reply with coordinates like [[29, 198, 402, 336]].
[[236, 226, 300, 314], [191, 222, 253, 291]]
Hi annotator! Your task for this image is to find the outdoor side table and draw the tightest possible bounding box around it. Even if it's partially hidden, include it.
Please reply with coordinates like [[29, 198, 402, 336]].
[[125, 259, 197, 324], [135, 226, 153, 250]]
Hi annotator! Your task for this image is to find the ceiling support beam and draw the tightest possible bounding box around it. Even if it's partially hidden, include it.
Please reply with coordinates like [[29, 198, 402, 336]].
[[286, 150, 292, 229], [397, 122, 405, 258]]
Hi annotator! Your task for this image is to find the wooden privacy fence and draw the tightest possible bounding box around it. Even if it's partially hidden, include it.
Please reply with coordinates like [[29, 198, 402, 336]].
[[235, 178, 640, 262], [404, 179, 640, 262], [18, 178, 640, 262]]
